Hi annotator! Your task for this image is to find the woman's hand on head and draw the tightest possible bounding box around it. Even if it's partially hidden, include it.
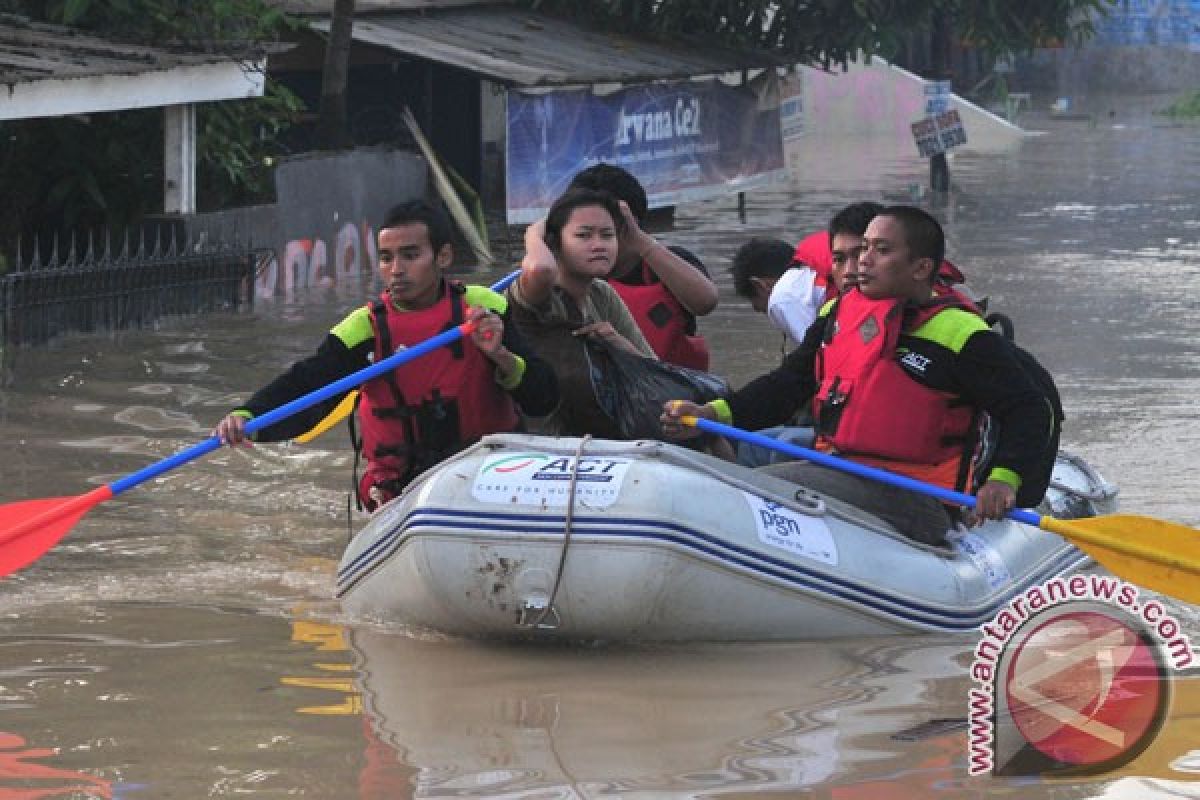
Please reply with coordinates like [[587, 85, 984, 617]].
[[617, 200, 655, 257], [525, 218, 547, 244]]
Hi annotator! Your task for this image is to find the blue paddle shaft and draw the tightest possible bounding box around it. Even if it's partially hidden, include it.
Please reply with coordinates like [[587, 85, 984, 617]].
[[109, 271, 520, 497], [690, 416, 1041, 527]]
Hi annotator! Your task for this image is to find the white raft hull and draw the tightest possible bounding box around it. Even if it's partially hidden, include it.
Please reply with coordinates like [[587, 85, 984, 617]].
[[336, 434, 1117, 641]]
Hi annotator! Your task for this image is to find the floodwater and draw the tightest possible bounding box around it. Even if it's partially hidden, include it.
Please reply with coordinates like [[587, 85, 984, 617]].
[[3, 106, 1200, 798]]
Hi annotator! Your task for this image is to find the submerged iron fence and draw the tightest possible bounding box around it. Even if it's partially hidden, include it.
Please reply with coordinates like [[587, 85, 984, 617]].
[[1, 226, 260, 347]]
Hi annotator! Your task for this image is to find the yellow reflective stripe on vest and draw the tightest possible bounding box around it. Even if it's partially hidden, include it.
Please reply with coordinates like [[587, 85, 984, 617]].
[[463, 285, 508, 314], [330, 306, 375, 349], [909, 307, 988, 354]]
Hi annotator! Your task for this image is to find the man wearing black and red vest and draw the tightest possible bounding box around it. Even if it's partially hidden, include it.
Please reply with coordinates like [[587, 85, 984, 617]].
[[214, 200, 558, 512], [664, 206, 1052, 546], [569, 164, 717, 370]]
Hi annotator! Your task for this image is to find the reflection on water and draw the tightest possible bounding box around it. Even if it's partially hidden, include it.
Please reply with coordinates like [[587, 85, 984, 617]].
[[0, 606, 365, 797], [349, 630, 1200, 799], [0, 731, 114, 799], [284, 619, 362, 715], [350, 631, 966, 797], [1, 106, 1199, 797]]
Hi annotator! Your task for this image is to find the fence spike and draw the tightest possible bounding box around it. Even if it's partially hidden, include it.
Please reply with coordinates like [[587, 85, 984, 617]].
[[67, 230, 77, 267]]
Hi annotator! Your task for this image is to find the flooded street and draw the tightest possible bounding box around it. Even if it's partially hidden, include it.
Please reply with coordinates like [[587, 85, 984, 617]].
[[2, 106, 1199, 797]]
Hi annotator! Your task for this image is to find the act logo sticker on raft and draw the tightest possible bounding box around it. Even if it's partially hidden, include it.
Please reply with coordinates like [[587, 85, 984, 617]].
[[472, 452, 632, 508]]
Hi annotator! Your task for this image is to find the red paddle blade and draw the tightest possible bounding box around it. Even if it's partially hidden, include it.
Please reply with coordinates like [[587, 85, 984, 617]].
[[0, 488, 113, 577]]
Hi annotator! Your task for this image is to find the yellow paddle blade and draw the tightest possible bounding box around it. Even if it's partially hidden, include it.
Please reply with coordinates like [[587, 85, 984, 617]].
[[1041, 514, 1200, 604], [294, 390, 358, 444]]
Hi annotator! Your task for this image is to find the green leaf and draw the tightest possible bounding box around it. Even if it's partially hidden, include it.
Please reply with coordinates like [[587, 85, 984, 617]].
[[61, 0, 92, 24]]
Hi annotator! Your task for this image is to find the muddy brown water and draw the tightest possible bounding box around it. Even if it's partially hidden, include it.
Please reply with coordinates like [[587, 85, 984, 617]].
[[2, 108, 1198, 797]]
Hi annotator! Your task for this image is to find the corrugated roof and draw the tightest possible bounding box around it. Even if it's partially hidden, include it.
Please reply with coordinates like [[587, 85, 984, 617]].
[[0, 14, 259, 86], [311, 6, 783, 87]]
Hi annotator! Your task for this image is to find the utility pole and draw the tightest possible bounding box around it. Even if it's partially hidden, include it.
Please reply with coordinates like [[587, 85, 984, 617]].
[[929, 8, 952, 193]]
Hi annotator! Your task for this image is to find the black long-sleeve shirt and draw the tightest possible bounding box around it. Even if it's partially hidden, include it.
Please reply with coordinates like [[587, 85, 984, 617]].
[[234, 291, 559, 443], [724, 304, 1054, 489]]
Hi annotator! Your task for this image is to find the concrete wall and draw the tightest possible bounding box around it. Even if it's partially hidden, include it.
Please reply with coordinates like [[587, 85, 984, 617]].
[[1020, 47, 1200, 98], [1014, 2, 1200, 99], [190, 147, 427, 301], [776, 56, 1026, 183], [797, 57, 1026, 152]]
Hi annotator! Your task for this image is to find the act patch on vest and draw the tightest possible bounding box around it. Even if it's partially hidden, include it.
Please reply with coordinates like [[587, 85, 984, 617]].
[[742, 492, 838, 565], [472, 452, 631, 508], [858, 315, 880, 344]]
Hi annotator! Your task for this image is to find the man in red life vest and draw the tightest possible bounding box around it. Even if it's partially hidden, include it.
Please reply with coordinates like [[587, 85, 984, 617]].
[[214, 200, 559, 512], [663, 206, 1053, 545], [568, 163, 717, 369], [727, 202, 880, 467], [732, 202, 882, 345]]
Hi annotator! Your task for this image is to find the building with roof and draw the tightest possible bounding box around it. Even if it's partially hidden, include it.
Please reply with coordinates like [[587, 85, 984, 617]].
[[269, 0, 790, 222], [0, 13, 268, 214]]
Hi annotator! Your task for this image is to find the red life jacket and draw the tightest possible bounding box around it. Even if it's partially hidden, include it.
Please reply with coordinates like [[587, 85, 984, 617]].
[[813, 290, 976, 489], [358, 282, 518, 505], [610, 261, 710, 370], [792, 231, 835, 293]]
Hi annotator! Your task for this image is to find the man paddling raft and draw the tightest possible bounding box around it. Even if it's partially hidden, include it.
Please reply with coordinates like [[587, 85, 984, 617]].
[[213, 200, 558, 512], [663, 205, 1055, 546]]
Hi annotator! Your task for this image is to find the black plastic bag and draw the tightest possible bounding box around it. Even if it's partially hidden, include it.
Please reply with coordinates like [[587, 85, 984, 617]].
[[584, 338, 730, 440]]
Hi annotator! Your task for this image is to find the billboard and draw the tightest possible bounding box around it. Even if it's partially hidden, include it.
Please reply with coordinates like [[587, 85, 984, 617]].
[[506, 75, 786, 224]]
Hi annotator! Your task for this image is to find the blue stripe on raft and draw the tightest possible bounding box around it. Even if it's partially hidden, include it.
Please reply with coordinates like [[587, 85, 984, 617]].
[[335, 507, 1088, 633]]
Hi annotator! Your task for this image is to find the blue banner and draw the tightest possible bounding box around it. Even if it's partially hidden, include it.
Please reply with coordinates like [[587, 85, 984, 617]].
[[506, 77, 785, 224], [1092, 0, 1198, 47]]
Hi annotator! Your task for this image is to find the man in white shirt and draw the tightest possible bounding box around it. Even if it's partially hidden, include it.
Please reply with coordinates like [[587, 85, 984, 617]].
[[731, 201, 881, 345], [728, 202, 882, 466]]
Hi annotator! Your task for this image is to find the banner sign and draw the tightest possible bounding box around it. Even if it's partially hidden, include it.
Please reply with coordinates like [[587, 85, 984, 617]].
[[505, 77, 786, 224], [923, 80, 952, 115], [1092, 0, 1200, 49], [779, 72, 805, 144], [911, 109, 968, 158]]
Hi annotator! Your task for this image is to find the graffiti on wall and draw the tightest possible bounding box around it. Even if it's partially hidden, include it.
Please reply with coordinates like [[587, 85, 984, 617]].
[[255, 220, 379, 300]]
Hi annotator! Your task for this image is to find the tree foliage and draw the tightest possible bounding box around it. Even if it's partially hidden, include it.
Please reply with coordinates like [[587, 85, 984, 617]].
[[0, 0, 303, 248], [522, 0, 1116, 69]]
